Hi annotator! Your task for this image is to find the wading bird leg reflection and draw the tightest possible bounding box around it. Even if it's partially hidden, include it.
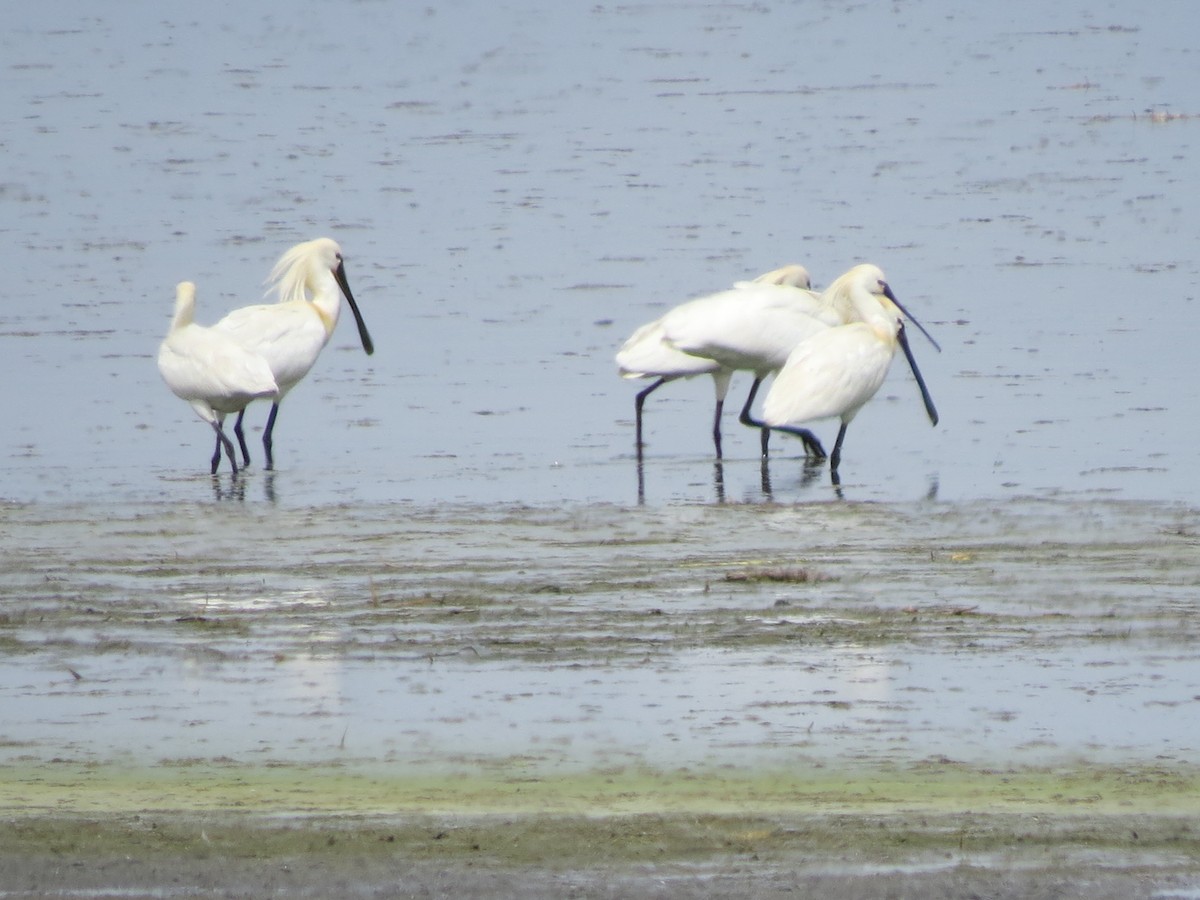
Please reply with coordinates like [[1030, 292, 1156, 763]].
[[212, 472, 246, 502], [925, 476, 939, 502]]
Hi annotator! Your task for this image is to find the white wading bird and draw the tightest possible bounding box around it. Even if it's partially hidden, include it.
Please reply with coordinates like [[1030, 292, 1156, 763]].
[[616, 264, 821, 458], [657, 264, 863, 459], [213, 237, 374, 470], [762, 264, 940, 479], [157, 281, 279, 475]]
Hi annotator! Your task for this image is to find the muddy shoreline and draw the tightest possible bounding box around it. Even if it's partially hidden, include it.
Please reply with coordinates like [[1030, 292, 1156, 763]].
[[4, 807, 1197, 899], [3, 496, 1200, 895]]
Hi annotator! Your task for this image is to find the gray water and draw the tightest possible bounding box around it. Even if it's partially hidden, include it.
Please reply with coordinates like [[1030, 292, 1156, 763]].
[[2, 0, 1198, 506], [2, 1, 1200, 778]]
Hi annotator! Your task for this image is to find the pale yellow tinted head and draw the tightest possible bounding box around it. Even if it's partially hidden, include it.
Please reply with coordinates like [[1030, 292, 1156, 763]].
[[751, 264, 812, 290]]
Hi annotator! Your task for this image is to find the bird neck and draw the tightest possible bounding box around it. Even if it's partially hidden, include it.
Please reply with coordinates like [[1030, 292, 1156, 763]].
[[171, 298, 196, 331], [848, 289, 899, 344], [309, 274, 342, 338]]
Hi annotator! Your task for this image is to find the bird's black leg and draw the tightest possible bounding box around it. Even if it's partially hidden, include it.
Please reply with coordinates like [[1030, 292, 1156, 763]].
[[829, 422, 850, 475], [233, 409, 252, 467], [737, 377, 769, 458], [711, 397, 724, 459], [210, 421, 239, 476], [778, 424, 826, 459], [737, 376, 763, 428], [262, 402, 280, 471], [634, 377, 666, 454], [739, 377, 827, 460]]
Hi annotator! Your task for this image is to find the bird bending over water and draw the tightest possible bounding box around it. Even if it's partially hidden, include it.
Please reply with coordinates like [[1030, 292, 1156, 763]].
[[616, 264, 819, 458], [762, 263, 939, 479], [658, 264, 857, 458], [157, 281, 278, 475], [213, 237, 374, 470]]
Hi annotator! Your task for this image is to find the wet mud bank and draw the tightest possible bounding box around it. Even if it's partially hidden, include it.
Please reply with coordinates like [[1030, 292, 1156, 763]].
[[2, 805, 1199, 899], [2, 495, 1200, 895], [3, 495, 1199, 770]]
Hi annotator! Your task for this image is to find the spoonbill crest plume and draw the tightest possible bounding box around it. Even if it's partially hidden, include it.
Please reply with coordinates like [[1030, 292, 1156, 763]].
[[616, 264, 816, 458], [157, 281, 278, 475], [213, 237, 374, 470]]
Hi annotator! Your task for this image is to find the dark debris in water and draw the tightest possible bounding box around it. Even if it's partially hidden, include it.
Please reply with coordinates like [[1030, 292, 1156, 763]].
[[724, 567, 829, 584]]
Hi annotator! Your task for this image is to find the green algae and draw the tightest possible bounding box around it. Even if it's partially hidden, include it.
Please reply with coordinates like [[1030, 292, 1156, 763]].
[[3, 758, 1198, 881], [4, 759, 1198, 819]]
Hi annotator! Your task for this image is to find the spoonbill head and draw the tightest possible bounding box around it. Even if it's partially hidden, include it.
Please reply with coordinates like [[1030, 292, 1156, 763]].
[[761, 264, 939, 476], [212, 237, 375, 469], [268, 237, 374, 360], [616, 264, 813, 458], [830, 263, 939, 426], [737, 264, 814, 290], [157, 281, 278, 475]]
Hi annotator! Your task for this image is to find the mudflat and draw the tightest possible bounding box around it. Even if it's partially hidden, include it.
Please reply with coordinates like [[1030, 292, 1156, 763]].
[[3, 497, 1199, 897]]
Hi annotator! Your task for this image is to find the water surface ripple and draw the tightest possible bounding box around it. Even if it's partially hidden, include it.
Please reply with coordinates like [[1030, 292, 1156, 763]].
[[1, 1, 1198, 506]]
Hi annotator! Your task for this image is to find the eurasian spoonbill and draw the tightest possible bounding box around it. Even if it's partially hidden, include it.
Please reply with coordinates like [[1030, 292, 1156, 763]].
[[762, 263, 939, 478], [157, 281, 279, 475], [213, 237, 374, 470], [658, 264, 853, 458], [616, 265, 816, 458]]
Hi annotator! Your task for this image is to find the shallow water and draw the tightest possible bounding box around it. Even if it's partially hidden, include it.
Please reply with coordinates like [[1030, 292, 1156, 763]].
[[1, 0, 1199, 810], [2, 1, 1199, 506]]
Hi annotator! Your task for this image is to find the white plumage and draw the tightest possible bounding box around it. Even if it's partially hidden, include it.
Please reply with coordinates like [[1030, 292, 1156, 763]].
[[762, 263, 939, 477], [212, 237, 374, 469], [616, 264, 823, 458], [157, 281, 278, 475]]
